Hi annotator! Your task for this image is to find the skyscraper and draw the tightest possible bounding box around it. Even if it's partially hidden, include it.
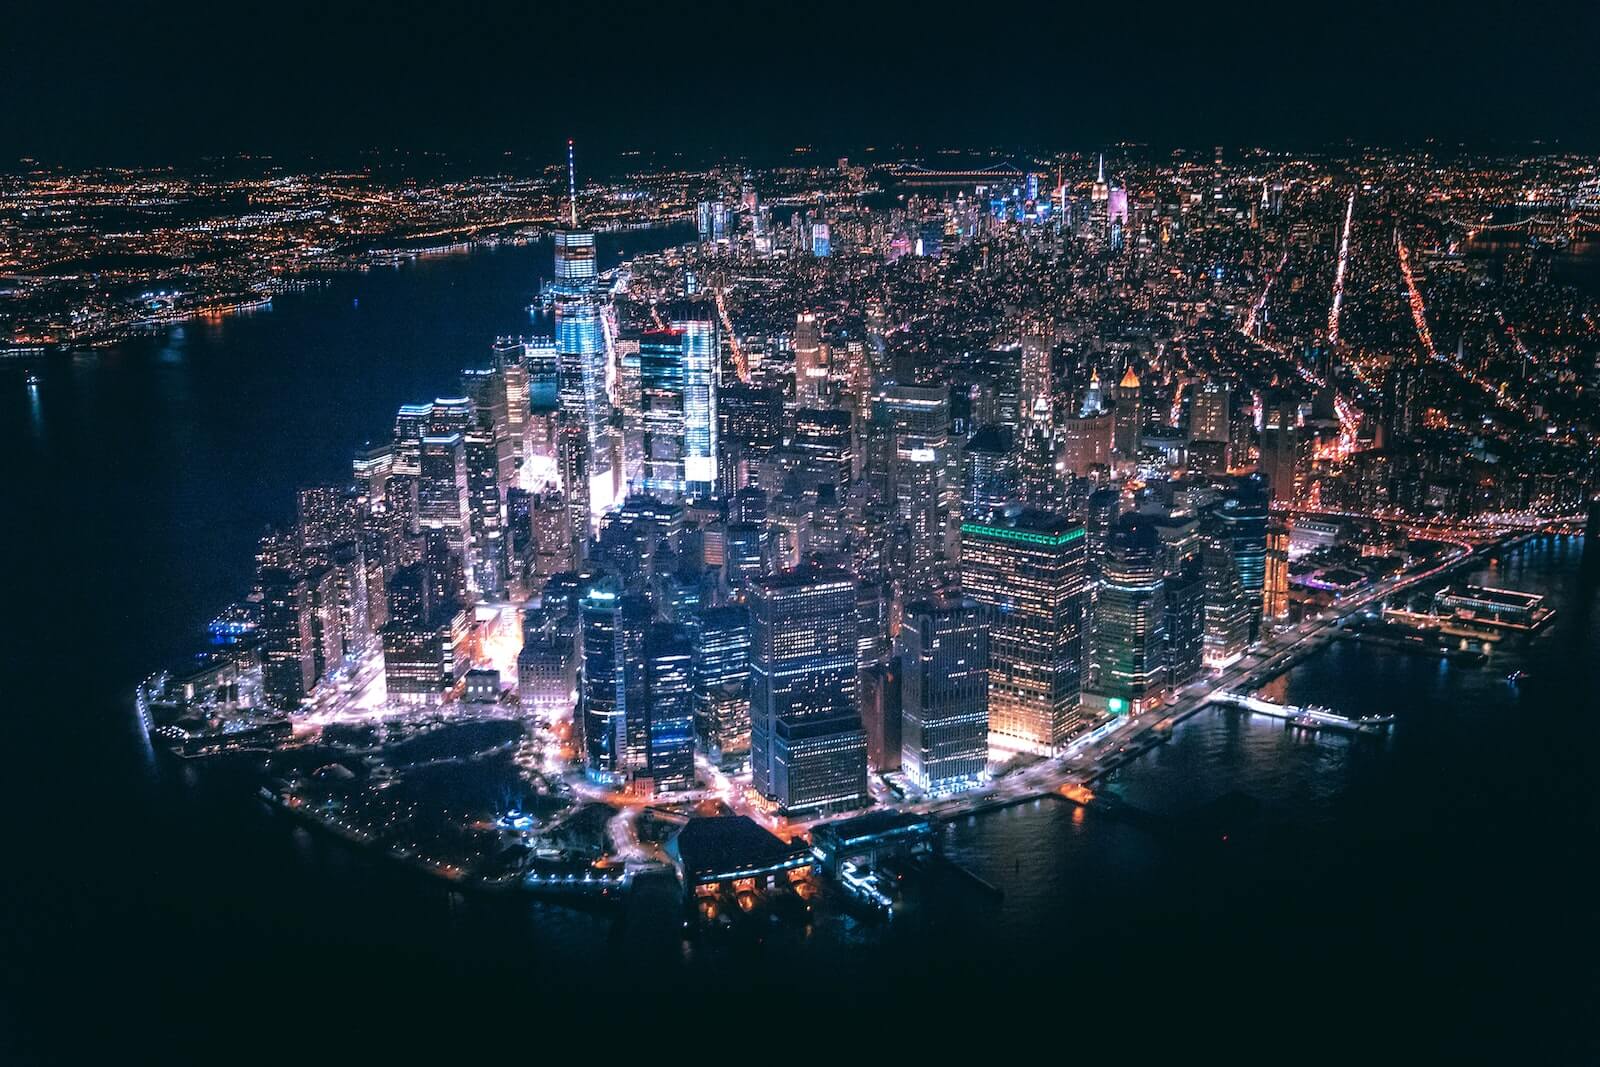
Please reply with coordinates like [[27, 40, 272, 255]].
[[1090, 514, 1168, 715], [1114, 365, 1142, 459], [1216, 477, 1269, 639], [417, 432, 473, 594], [959, 507, 1088, 752], [1264, 518, 1291, 627], [551, 142, 612, 510], [642, 621, 696, 792], [899, 596, 990, 794], [578, 574, 627, 785], [1188, 378, 1231, 446], [638, 317, 719, 502], [793, 311, 828, 409], [695, 604, 751, 763], [1163, 561, 1206, 689], [789, 407, 854, 496], [1201, 512, 1252, 667], [870, 383, 953, 588], [259, 570, 315, 710], [1019, 320, 1052, 418], [963, 425, 1014, 515], [749, 564, 868, 815], [1259, 391, 1303, 504]]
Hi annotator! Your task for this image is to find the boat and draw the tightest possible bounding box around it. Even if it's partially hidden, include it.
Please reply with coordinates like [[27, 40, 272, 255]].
[[1506, 670, 1529, 684], [25, 370, 39, 387]]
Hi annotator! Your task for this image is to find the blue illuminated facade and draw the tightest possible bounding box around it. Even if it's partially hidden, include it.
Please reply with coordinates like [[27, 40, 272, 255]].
[[637, 315, 718, 501]]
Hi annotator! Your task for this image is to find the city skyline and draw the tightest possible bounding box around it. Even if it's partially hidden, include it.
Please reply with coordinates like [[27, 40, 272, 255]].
[[5, 10, 1599, 1055]]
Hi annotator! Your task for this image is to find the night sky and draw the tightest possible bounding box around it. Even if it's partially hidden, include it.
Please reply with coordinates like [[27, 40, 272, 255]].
[[5, 0, 1598, 164]]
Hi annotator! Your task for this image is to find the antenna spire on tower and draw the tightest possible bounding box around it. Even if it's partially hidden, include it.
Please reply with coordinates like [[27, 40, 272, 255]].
[[567, 139, 579, 228]]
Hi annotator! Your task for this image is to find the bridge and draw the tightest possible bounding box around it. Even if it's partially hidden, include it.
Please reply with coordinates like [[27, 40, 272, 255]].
[[1210, 691, 1393, 735], [1448, 211, 1600, 245], [882, 163, 1036, 188]]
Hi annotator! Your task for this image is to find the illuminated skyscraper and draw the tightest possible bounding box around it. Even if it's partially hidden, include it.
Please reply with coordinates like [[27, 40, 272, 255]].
[[639, 327, 691, 500], [1264, 518, 1291, 626], [960, 507, 1088, 752], [578, 574, 627, 785], [1020, 320, 1052, 418], [1188, 378, 1231, 446], [963, 425, 1014, 515], [461, 364, 514, 491], [1216, 477, 1269, 639], [695, 604, 751, 763], [1258, 391, 1303, 505], [551, 141, 613, 514], [463, 424, 505, 593], [749, 564, 868, 815], [417, 433, 473, 593], [558, 414, 591, 559], [637, 310, 718, 502], [259, 570, 316, 710], [870, 383, 953, 588], [790, 407, 854, 496], [1089, 514, 1168, 715], [642, 621, 696, 792], [1163, 562, 1206, 688], [1059, 410, 1115, 476], [1201, 512, 1252, 666], [1114, 364, 1142, 459], [899, 596, 990, 794], [793, 311, 828, 409]]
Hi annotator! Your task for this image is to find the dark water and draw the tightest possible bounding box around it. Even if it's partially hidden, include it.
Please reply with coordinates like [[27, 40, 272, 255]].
[[4, 236, 1597, 1059]]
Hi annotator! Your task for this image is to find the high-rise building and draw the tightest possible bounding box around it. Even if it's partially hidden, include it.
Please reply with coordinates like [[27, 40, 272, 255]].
[[1163, 562, 1206, 689], [463, 424, 505, 593], [789, 407, 854, 496], [1264, 518, 1291, 626], [417, 433, 473, 592], [461, 364, 514, 491], [899, 596, 990, 794], [1090, 514, 1168, 715], [859, 659, 902, 773], [330, 541, 372, 659], [959, 508, 1088, 752], [749, 565, 868, 815], [1019, 321, 1053, 418], [792, 311, 828, 408], [963, 425, 1014, 515], [1059, 411, 1115, 476], [870, 383, 953, 588], [578, 574, 628, 785], [1188, 378, 1231, 445], [695, 605, 751, 762], [551, 143, 612, 504], [969, 347, 1022, 429], [1259, 391, 1303, 504], [676, 311, 719, 499], [259, 570, 315, 710], [1216, 477, 1269, 638], [558, 415, 591, 559], [297, 485, 361, 556], [723, 521, 764, 593], [1201, 513, 1252, 667], [1114, 365, 1142, 459], [638, 319, 719, 502], [642, 622, 696, 792]]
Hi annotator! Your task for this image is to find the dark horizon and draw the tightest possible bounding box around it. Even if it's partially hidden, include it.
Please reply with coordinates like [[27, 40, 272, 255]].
[[5, 0, 1599, 167]]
